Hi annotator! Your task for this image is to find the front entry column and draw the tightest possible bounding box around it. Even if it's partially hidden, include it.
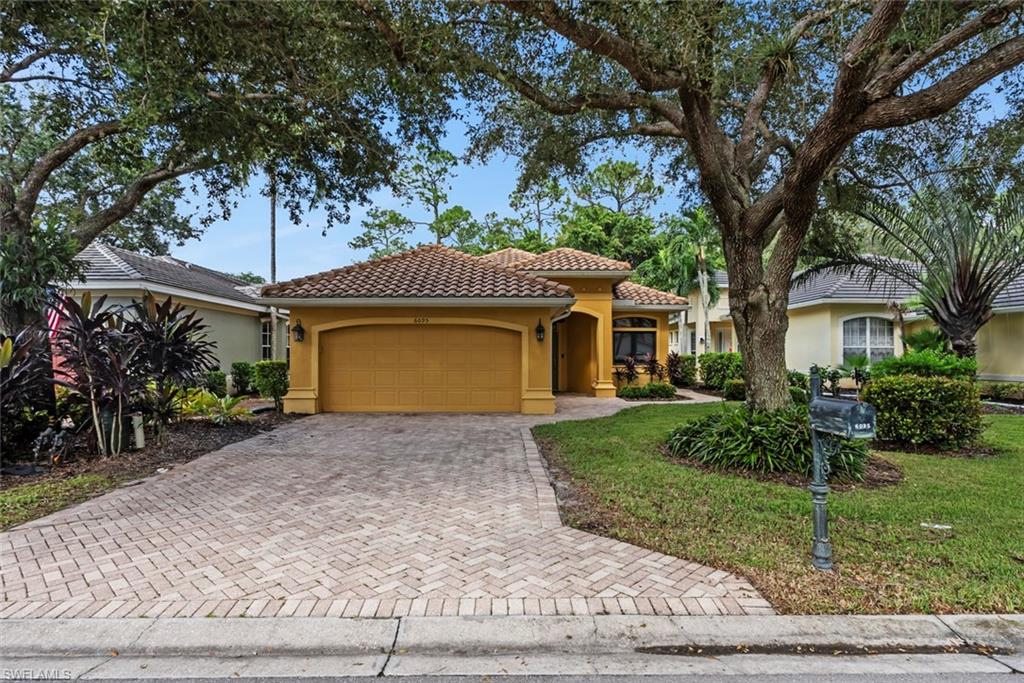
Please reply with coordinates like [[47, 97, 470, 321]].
[[593, 313, 617, 398]]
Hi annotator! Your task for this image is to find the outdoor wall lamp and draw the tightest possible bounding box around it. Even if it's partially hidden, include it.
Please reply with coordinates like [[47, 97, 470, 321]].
[[292, 319, 305, 343], [535, 319, 546, 342]]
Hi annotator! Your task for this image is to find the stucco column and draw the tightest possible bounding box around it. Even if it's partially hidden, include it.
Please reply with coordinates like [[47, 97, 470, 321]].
[[593, 311, 617, 398]]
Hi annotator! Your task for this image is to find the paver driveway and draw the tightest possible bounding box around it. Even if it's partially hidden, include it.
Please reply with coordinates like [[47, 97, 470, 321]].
[[0, 396, 772, 618]]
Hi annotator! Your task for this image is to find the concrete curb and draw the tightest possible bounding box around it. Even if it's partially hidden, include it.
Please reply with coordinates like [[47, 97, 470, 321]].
[[2, 614, 1020, 658]]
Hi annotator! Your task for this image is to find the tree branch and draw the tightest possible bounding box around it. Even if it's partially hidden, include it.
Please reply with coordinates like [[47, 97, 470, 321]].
[[499, 0, 687, 91], [72, 162, 206, 249], [867, 0, 1023, 98], [859, 33, 1024, 129], [0, 47, 69, 82], [10, 120, 124, 230]]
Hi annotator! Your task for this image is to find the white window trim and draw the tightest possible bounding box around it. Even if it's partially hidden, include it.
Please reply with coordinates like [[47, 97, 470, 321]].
[[839, 313, 896, 363]]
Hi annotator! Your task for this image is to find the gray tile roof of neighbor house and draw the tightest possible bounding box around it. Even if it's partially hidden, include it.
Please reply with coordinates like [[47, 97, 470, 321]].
[[76, 243, 262, 305], [993, 275, 1024, 310]]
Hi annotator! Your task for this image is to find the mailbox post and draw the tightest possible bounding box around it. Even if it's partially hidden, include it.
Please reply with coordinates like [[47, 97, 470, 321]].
[[807, 365, 876, 571]]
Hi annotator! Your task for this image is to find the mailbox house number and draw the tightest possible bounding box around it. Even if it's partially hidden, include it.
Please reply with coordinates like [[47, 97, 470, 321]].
[[414, 317, 430, 324], [854, 422, 872, 431]]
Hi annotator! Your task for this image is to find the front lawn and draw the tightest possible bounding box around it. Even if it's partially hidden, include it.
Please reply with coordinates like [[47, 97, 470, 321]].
[[534, 403, 1024, 614]]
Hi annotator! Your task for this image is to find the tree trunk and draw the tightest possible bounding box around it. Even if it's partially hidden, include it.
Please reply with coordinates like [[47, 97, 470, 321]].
[[726, 245, 794, 412], [697, 268, 711, 354], [949, 333, 977, 358]]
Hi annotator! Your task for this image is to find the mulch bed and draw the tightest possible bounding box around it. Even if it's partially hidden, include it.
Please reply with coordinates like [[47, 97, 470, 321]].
[[658, 444, 903, 491], [0, 412, 297, 491], [982, 401, 1024, 415]]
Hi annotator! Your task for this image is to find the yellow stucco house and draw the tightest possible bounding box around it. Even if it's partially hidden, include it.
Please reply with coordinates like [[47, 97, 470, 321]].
[[672, 268, 1024, 382], [261, 245, 687, 415]]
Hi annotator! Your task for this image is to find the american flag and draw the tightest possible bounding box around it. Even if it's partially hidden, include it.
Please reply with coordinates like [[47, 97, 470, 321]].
[[45, 291, 68, 342]]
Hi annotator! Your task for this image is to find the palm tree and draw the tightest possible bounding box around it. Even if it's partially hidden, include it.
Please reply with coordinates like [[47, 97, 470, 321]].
[[636, 208, 722, 353], [812, 174, 1024, 358]]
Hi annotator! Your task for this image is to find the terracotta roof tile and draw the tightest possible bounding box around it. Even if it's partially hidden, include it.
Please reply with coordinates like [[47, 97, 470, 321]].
[[261, 244, 574, 300], [478, 247, 537, 266], [517, 247, 631, 272], [613, 281, 688, 307]]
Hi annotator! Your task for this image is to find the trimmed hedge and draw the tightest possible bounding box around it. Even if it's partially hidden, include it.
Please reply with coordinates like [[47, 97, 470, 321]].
[[861, 375, 983, 449], [871, 350, 976, 380], [700, 352, 743, 390], [724, 378, 746, 401], [254, 360, 289, 411], [789, 386, 808, 404], [618, 381, 678, 399], [978, 381, 1024, 403], [205, 370, 227, 398], [231, 361, 254, 395], [667, 405, 868, 481]]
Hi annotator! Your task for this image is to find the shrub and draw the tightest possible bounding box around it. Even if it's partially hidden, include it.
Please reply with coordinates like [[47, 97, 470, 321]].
[[862, 375, 983, 449], [1, 329, 53, 458], [642, 353, 665, 382], [667, 352, 697, 387], [978, 381, 1024, 402], [617, 382, 677, 399], [205, 370, 227, 397], [903, 328, 948, 353], [231, 361, 254, 395], [789, 386, 808, 405], [614, 355, 640, 386], [667, 406, 868, 481], [787, 369, 809, 390], [700, 352, 743, 390], [872, 349, 976, 380], [254, 360, 289, 411], [723, 378, 746, 401], [181, 390, 251, 425]]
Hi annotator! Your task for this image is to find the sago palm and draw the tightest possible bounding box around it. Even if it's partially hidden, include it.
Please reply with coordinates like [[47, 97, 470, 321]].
[[813, 175, 1024, 358]]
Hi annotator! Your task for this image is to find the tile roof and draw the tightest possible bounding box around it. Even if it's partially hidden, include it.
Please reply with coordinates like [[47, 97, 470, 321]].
[[261, 244, 574, 300], [788, 265, 916, 307], [517, 247, 631, 272], [478, 247, 537, 266], [76, 243, 261, 304], [994, 275, 1024, 310], [613, 281, 688, 307]]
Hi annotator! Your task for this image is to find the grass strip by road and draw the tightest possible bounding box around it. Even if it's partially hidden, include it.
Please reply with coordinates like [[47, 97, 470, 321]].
[[0, 474, 114, 530], [534, 403, 1024, 614]]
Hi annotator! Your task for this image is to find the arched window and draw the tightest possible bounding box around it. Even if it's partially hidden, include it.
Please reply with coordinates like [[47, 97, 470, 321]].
[[842, 317, 894, 364], [613, 317, 657, 362]]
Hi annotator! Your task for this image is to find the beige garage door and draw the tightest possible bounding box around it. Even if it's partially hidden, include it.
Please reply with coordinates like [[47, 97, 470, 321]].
[[319, 324, 522, 412]]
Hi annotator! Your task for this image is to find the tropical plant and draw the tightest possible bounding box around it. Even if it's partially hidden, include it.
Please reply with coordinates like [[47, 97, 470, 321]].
[[666, 351, 696, 387], [51, 293, 122, 456], [642, 354, 665, 382], [180, 390, 251, 425], [809, 174, 1024, 358], [124, 293, 217, 439], [903, 328, 948, 353], [613, 355, 640, 387], [0, 328, 52, 456], [840, 354, 871, 394]]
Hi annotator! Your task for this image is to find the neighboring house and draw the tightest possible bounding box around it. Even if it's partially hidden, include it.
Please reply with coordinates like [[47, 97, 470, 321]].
[[670, 267, 1024, 382], [260, 245, 688, 415], [70, 244, 289, 371], [669, 271, 732, 355]]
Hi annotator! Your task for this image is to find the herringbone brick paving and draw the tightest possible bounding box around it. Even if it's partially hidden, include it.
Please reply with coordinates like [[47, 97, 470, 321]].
[[0, 396, 773, 618]]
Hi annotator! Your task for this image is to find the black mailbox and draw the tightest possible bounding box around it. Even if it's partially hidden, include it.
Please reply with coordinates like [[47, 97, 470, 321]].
[[809, 397, 876, 439]]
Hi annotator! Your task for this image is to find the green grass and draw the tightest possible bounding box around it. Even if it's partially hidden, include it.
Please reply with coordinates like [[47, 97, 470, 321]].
[[534, 403, 1024, 614], [0, 475, 114, 530]]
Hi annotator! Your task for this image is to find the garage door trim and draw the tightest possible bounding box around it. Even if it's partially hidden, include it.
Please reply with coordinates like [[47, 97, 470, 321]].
[[309, 316, 530, 410]]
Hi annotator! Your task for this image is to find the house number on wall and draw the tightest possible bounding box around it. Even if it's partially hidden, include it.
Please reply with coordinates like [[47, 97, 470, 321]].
[[414, 317, 430, 324]]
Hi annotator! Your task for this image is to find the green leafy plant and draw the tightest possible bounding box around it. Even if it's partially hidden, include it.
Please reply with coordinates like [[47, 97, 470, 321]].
[[180, 390, 251, 425], [699, 352, 743, 390], [613, 355, 640, 386], [862, 375, 983, 449], [840, 354, 871, 393], [787, 370, 809, 390], [230, 361, 254, 395], [617, 382, 677, 399], [903, 328, 948, 353], [871, 350, 976, 380], [789, 386, 809, 405], [667, 406, 867, 481], [724, 378, 746, 401], [205, 370, 227, 398], [666, 351, 696, 387], [819, 366, 845, 397], [254, 360, 289, 411]]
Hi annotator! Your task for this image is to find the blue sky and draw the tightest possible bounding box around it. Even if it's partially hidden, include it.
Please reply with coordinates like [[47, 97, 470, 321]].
[[171, 118, 684, 282]]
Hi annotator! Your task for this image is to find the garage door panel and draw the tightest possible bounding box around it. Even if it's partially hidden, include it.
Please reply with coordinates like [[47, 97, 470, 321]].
[[319, 324, 521, 412]]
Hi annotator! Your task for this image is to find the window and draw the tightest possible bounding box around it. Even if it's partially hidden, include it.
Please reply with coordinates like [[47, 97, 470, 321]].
[[261, 320, 273, 360], [613, 317, 657, 363], [689, 331, 697, 356], [842, 317, 893, 364]]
